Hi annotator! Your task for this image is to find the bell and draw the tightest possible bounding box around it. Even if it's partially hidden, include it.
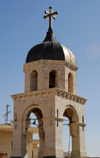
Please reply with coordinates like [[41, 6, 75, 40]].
[[32, 120, 36, 125]]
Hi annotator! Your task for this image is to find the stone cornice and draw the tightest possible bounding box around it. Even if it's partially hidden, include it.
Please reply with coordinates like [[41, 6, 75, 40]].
[[11, 88, 87, 105], [55, 88, 87, 105], [65, 61, 78, 71], [11, 88, 55, 101]]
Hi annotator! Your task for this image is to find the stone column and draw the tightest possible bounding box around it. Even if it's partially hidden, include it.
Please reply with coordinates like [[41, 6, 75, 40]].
[[43, 118, 55, 158], [38, 125, 45, 158], [55, 119, 64, 158], [11, 122, 27, 158], [25, 71, 31, 93], [69, 123, 87, 158], [43, 118, 64, 158]]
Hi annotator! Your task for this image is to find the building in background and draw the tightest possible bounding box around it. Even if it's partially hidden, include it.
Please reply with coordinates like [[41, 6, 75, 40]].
[[0, 124, 39, 158]]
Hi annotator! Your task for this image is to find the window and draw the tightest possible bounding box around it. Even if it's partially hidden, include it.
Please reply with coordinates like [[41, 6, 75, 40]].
[[49, 70, 57, 88], [68, 73, 73, 93]]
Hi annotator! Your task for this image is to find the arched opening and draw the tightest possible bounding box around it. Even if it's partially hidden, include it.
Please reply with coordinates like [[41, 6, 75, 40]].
[[68, 73, 73, 93], [24, 107, 45, 158], [63, 106, 78, 157], [49, 70, 57, 88], [30, 70, 38, 91]]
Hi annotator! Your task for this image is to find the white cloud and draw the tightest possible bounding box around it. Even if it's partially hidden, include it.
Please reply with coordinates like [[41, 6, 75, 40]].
[[86, 43, 100, 59]]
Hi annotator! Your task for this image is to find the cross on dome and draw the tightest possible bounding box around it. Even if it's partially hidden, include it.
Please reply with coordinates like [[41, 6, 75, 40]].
[[44, 6, 58, 30]]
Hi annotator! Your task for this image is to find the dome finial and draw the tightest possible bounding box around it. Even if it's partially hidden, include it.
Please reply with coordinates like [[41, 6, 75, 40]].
[[43, 6, 58, 31]]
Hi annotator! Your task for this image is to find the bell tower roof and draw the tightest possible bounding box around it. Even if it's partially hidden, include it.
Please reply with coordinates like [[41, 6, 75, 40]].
[[26, 7, 77, 66]]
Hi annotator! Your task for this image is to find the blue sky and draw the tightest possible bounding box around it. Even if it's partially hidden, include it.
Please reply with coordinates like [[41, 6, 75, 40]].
[[0, 1, 100, 157]]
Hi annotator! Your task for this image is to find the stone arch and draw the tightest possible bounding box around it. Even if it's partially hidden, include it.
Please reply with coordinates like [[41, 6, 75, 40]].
[[22, 104, 45, 158], [30, 70, 38, 91], [63, 105, 79, 123], [22, 104, 43, 135], [49, 69, 58, 88], [63, 105, 79, 156], [68, 72, 73, 93]]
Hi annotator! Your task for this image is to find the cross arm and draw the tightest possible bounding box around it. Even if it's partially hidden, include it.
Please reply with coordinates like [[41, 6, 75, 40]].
[[44, 10, 50, 14], [44, 15, 56, 20], [51, 11, 58, 16]]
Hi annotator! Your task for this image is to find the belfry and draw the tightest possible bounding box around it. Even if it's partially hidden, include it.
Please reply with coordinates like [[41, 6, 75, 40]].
[[11, 7, 87, 158]]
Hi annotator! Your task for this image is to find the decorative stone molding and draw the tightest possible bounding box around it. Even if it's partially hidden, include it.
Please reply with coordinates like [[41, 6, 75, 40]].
[[65, 61, 78, 71], [11, 88, 87, 105], [55, 88, 87, 105]]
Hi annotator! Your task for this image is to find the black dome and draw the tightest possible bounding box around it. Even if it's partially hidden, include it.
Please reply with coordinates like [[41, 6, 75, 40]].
[[26, 29, 64, 63], [26, 28, 77, 66]]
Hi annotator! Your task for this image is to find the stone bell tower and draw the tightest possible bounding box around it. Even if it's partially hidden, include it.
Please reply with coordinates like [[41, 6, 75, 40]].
[[11, 7, 87, 158]]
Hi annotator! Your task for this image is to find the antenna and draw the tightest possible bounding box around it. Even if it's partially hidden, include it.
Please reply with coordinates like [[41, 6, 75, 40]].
[[3, 104, 11, 124]]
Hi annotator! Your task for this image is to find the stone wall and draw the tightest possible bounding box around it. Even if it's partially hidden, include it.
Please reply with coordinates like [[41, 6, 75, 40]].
[[0, 124, 39, 158]]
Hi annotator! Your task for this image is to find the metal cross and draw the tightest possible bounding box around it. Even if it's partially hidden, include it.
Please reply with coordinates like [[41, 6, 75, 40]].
[[44, 6, 58, 29]]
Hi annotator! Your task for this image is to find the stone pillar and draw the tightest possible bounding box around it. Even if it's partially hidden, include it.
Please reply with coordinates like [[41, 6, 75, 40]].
[[43, 118, 64, 158], [42, 64, 49, 90], [38, 66, 43, 90], [55, 119, 64, 158], [69, 123, 87, 158], [11, 122, 27, 158], [58, 67, 65, 91], [25, 71, 31, 93], [38, 125, 45, 158], [43, 118, 55, 158]]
